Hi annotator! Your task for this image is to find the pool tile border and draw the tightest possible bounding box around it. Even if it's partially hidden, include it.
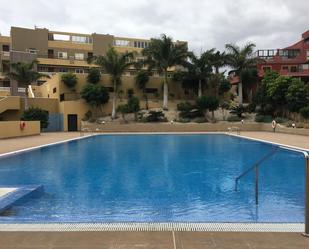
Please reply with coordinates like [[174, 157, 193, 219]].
[[0, 222, 304, 232]]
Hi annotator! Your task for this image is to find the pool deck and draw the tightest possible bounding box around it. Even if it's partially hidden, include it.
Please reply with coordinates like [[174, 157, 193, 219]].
[[0, 131, 309, 248]]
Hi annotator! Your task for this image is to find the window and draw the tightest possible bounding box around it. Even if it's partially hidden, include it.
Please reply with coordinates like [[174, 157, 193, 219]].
[[307, 50, 309, 60], [53, 34, 70, 41], [145, 88, 158, 94], [87, 52, 93, 59], [59, 68, 68, 72], [72, 36, 92, 44], [53, 87, 57, 93], [75, 68, 84, 74], [302, 64, 309, 70], [75, 53, 84, 60], [48, 49, 54, 58], [58, 52, 68, 59], [38, 66, 49, 72], [2, 45, 9, 51], [60, 93, 65, 102], [114, 39, 130, 47], [262, 66, 271, 72], [27, 48, 37, 54], [290, 66, 298, 72], [282, 66, 289, 71]]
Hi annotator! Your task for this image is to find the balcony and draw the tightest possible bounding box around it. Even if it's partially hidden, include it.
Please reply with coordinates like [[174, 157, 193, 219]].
[[256, 49, 304, 63], [0, 51, 10, 60]]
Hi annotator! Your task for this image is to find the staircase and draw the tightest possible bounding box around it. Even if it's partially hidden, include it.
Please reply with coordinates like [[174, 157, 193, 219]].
[[0, 96, 21, 114]]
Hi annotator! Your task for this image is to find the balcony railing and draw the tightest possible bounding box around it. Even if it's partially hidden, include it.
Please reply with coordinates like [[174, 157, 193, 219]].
[[0, 87, 11, 92]]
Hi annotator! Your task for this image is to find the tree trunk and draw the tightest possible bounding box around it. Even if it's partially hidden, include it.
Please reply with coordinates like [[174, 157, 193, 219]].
[[111, 80, 117, 119], [238, 79, 243, 104], [198, 79, 202, 98], [24, 86, 29, 110], [163, 71, 168, 110], [212, 111, 215, 122], [145, 94, 149, 110]]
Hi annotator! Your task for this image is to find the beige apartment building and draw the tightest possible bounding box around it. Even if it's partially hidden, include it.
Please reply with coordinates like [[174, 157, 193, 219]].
[[0, 26, 190, 131]]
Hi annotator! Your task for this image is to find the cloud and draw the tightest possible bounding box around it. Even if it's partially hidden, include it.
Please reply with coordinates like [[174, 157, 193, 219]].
[[0, 0, 308, 53]]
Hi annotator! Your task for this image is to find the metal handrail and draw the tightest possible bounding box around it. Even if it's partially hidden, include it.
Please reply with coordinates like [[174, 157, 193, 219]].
[[234, 147, 279, 205]]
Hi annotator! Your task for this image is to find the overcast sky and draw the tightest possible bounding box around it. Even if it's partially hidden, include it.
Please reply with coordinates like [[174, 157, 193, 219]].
[[0, 0, 308, 53]]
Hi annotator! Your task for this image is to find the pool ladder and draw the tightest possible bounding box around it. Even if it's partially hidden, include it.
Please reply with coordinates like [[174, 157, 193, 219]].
[[234, 147, 280, 205], [235, 145, 309, 236]]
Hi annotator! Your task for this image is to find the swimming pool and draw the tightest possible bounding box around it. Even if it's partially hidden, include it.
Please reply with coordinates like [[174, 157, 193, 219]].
[[0, 134, 306, 223]]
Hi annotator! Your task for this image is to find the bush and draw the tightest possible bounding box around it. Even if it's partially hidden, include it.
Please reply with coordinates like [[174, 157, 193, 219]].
[[246, 103, 256, 113], [255, 115, 273, 123], [300, 106, 309, 119], [80, 84, 109, 107], [87, 68, 101, 84], [193, 117, 208, 123], [127, 88, 134, 98], [227, 116, 242, 122], [143, 110, 167, 122], [61, 73, 77, 88], [177, 102, 203, 119], [127, 97, 140, 113], [229, 104, 245, 118], [275, 117, 288, 124], [21, 107, 49, 129], [176, 117, 190, 123]]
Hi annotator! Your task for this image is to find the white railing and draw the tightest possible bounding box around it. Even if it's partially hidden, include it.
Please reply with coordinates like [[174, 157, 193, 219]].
[[17, 87, 26, 93], [0, 87, 11, 92], [1, 51, 10, 57]]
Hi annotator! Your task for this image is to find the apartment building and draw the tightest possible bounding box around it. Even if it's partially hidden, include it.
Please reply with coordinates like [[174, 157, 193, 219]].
[[256, 30, 309, 82], [0, 26, 183, 96], [229, 29, 309, 102], [0, 26, 189, 131]]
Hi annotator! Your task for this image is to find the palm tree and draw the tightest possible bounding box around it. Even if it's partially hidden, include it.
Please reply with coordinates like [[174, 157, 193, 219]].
[[186, 50, 213, 97], [209, 50, 228, 74], [143, 34, 188, 110], [135, 70, 150, 109], [7, 60, 49, 109], [225, 43, 259, 104], [94, 47, 134, 119]]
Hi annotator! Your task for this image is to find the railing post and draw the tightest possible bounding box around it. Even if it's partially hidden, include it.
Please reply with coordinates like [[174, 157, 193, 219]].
[[255, 165, 259, 205], [303, 155, 309, 237]]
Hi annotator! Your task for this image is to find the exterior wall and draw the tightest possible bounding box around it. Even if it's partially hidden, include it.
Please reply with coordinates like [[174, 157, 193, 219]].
[[0, 121, 40, 139], [82, 122, 264, 133], [92, 34, 114, 55], [11, 27, 48, 56]]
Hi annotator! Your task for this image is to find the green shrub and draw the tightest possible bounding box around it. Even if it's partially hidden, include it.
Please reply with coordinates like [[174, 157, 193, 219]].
[[80, 84, 109, 107], [300, 106, 309, 119], [194, 117, 208, 123], [87, 68, 101, 84], [143, 110, 167, 122], [177, 102, 203, 119], [227, 116, 242, 122], [21, 107, 49, 129], [61, 73, 77, 88], [229, 104, 245, 118], [275, 117, 288, 124], [246, 103, 256, 113], [255, 115, 273, 123], [176, 117, 190, 123]]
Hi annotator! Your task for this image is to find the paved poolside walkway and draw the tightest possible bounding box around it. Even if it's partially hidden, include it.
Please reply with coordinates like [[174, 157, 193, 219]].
[[0, 231, 308, 249], [0, 131, 309, 248]]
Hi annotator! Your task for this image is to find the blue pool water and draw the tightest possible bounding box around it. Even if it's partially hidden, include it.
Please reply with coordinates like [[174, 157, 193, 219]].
[[0, 134, 305, 223]]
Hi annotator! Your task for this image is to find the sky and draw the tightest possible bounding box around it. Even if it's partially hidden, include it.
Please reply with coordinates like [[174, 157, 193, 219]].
[[0, 0, 308, 53]]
